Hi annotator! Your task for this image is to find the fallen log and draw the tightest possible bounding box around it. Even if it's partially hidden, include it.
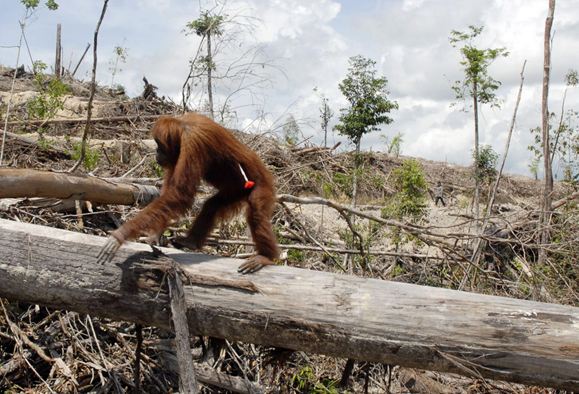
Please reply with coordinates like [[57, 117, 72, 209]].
[[552, 190, 579, 210], [0, 218, 577, 391], [0, 168, 159, 205]]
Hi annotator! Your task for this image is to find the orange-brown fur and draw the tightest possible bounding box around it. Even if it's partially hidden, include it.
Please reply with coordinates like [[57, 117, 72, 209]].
[[112, 113, 279, 270]]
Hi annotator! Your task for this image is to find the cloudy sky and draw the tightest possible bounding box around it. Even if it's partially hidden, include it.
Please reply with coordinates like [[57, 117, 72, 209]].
[[1, 0, 578, 177]]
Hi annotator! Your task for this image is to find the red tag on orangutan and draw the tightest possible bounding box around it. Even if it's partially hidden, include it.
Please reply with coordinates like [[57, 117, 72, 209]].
[[239, 164, 255, 190]]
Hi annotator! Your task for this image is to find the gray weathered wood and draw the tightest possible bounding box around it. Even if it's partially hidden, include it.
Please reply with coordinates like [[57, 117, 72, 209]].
[[168, 265, 199, 393], [0, 168, 159, 205], [0, 218, 577, 390], [55, 24, 62, 79]]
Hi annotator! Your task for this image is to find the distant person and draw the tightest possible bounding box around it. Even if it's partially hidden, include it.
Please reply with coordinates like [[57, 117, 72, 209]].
[[434, 181, 446, 207]]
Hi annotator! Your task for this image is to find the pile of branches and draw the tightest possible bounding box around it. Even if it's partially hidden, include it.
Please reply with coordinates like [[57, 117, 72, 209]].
[[0, 303, 175, 392]]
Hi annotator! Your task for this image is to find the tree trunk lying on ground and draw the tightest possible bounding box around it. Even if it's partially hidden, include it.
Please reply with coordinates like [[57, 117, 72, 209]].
[[0, 168, 158, 205], [0, 218, 577, 390]]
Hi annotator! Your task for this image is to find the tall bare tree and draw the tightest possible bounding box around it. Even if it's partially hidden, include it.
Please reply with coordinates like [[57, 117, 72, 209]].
[[182, 3, 281, 126], [319, 94, 334, 148], [69, 0, 109, 172], [185, 10, 225, 119], [539, 0, 556, 262]]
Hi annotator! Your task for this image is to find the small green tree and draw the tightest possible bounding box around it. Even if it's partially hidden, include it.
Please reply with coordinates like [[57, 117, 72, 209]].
[[382, 159, 428, 247], [290, 366, 339, 393], [383, 132, 403, 157], [185, 10, 225, 119], [335, 55, 398, 206], [71, 142, 100, 171], [319, 93, 334, 148], [528, 157, 540, 180], [450, 25, 508, 219], [474, 144, 498, 185], [385, 159, 428, 220], [27, 60, 70, 120], [281, 114, 300, 146], [529, 70, 578, 183], [108, 45, 128, 87]]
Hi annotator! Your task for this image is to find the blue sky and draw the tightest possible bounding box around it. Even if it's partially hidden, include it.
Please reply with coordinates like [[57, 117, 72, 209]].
[[1, 0, 579, 178]]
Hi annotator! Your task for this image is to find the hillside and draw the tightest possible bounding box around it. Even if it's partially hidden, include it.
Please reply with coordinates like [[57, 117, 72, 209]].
[[1, 65, 577, 393]]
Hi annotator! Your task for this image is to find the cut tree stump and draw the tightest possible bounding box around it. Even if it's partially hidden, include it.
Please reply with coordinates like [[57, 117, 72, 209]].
[[0, 218, 577, 391]]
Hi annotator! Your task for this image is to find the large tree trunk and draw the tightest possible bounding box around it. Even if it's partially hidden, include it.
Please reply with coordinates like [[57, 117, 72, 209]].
[[0, 168, 159, 205], [0, 218, 577, 391]]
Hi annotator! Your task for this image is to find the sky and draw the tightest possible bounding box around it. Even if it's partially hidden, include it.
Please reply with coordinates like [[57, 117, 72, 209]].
[[1, 0, 578, 177]]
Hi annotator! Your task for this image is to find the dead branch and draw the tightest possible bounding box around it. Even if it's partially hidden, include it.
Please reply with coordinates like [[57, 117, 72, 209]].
[[205, 237, 445, 260], [69, 0, 109, 173]]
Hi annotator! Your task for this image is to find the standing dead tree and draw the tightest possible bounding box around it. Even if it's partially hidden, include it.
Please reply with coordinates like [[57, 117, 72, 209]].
[[539, 0, 556, 263], [466, 61, 527, 287], [69, 0, 109, 172], [54, 23, 62, 79]]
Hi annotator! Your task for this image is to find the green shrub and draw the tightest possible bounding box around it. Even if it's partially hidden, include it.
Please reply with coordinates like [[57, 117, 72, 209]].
[[71, 142, 100, 171], [290, 366, 339, 394], [27, 61, 70, 120], [474, 144, 498, 183], [37, 136, 54, 151], [150, 160, 164, 178], [287, 248, 306, 263], [383, 159, 428, 220], [332, 171, 353, 197], [381, 159, 428, 247]]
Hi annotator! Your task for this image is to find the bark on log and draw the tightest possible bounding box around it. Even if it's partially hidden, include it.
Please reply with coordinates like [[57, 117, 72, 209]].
[[0, 218, 577, 391], [0, 168, 159, 205]]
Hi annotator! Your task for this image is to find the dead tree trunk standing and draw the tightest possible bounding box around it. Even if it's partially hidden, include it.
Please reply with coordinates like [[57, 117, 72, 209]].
[[470, 61, 527, 269], [0, 218, 577, 391], [70, 0, 109, 173], [54, 23, 62, 79], [352, 138, 361, 209], [71, 43, 90, 78], [472, 79, 480, 223], [206, 29, 214, 119], [539, 0, 555, 264]]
